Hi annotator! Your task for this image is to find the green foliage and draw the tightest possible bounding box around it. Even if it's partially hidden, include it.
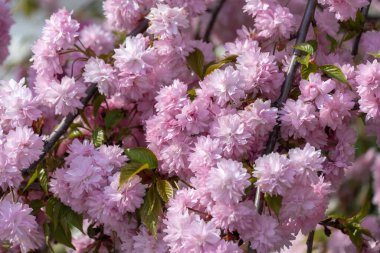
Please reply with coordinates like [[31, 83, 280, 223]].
[[368, 51, 380, 59], [139, 185, 163, 238], [119, 162, 149, 189], [204, 55, 238, 76], [38, 167, 49, 194], [93, 92, 106, 117], [264, 194, 283, 216], [186, 48, 205, 79], [92, 127, 105, 147], [104, 109, 124, 129], [156, 179, 174, 202], [294, 41, 317, 55], [187, 88, 197, 100], [23, 164, 48, 194], [301, 62, 319, 80], [326, 34, 338, 53], [125, 147, 158, 169], [45, 198, 84, 250], [320, 64, 351, 89]]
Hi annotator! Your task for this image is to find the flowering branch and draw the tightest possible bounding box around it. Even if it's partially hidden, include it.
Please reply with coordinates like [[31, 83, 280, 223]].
[[254, 0, 318, 214], [203, 0, 226, 42], [23, 19, 149, 175], [352, 0, 372, 56]]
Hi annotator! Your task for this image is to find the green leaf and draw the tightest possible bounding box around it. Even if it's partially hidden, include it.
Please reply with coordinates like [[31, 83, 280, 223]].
[[92, 127, 105, 147], [104, 109, 124, 129], [53, 222, 75, 249], [119, 162, 149, 189], [125, 147, 158, 169], [61, 206, 84, 233], [368, 51, 380, 58], [204, 55, 238, 76], [43, 222, 54, 252], [186, 48, 205, 79], [93, 92, 106, 117], [320, 64, 351, 89], [187, 88, 197, 101], [342, 31, 358, 43], [30, 200, 44, 215], [156, 179, 173, 202], [45, 198, 84, 235], [38, 167, 49, 194], [296, 54, 311, 66], [139, 186, 163, 238], [301, 62, 318, 80], [349, 201, 371, 223], [23, 166, 39, 192], [67, 127, 83, 139], [326, 34, 338, 53], [294, 42, 315, 55], [264, 194, 283, 216]]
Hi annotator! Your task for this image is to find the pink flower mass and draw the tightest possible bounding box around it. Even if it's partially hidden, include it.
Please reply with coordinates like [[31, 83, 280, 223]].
[[1, 0, 380, 252]]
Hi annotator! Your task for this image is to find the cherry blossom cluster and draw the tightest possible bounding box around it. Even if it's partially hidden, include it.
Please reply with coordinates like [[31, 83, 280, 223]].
[[0, 0, 379, 252]]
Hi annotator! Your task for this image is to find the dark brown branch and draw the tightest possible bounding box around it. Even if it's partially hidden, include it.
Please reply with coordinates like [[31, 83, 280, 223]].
[[352, 0, 372, 56], [306, 230, 315, 253], [23, 19, 149, 175], [251, 1, 318, 251], [254, 0, 318, 214], [203, 0, 226, 42]]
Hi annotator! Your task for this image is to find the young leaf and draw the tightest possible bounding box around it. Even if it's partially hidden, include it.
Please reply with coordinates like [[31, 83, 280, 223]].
[[326, 34, 338, 53], [92, 127, 105, 147], [104, 109, 124, 129], [320, 64, 351, 89], [368, 51, 380, 58], [294, 42, 315, 55], [125, 147, 158, 169], [38, 167, 49, 194], [187, 88, 197, 100], [186, 48, 205, 79], [23, 166, 39, 192], [264, 194, 283, 216], [156, 179, 174, 202], [301, 62, 318, 80], [53, 222, 75, 249], [204, 55, 238, 76], [61, 205, 84, 233], [67, 127, 83, 139], [139, 186, 163, 238], [93, 92, 106, 117], [119, 162, 149, 189]]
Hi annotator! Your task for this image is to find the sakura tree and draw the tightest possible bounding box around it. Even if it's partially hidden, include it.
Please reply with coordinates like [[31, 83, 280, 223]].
[[0, 0, 380, 252]]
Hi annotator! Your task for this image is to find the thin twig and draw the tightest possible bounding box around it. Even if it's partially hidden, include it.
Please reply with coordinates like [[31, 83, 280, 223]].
[[23, 19, 150, 175], [255, 0, 318, 214], [352, 0, 372, 56], [251, 0, 318, 251], [306, 230, 315, 253], [203, 0, 226, 42]]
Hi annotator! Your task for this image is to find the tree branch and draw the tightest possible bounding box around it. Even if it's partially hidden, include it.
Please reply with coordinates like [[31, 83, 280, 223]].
[[252, 0, 318, 250], [23, 19, 149, 175], [352, 0, 372, 56], [203, 0, 226, 42], [306, 230, 315, 253], [255, 0, 318, 214]]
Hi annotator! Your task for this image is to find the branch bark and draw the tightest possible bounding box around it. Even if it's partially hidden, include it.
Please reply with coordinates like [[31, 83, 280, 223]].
[[306, 230, 315, 253], [352, 0, 373, 56], [254, 0, 318, 214], [251, 0, 318, 251], [23, 19, 149, 175], [203, 0, 226, 42]]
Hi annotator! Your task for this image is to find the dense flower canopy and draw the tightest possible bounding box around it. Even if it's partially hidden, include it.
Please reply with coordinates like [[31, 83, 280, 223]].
[[0, 0, 380, 252]]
